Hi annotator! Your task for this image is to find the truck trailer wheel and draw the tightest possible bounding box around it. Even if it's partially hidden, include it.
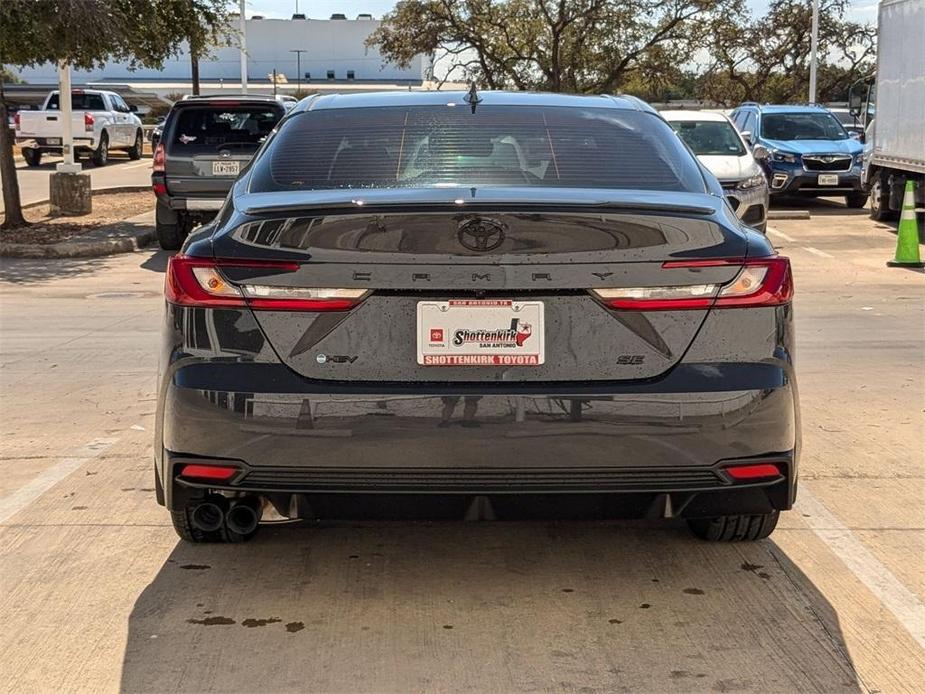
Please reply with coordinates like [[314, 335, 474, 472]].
[[869, 174, 898, 222]]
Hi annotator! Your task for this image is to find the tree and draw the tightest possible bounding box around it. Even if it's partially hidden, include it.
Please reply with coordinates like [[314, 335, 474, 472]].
[[698, 0, 876, 106], [0, 0, 231, 231], [368, 0, 745, 94]]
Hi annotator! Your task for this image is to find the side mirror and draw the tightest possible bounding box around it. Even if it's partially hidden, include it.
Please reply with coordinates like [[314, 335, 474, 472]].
[[849, 131, 862, 141], [752, 144, 769, 160], [740, 130, 753, 145], [848, 90, 863, 117], [128, 104, 138, 113]]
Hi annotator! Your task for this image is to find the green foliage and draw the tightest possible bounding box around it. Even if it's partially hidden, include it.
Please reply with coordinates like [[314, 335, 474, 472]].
[[0, 0, 231, 71], [698, 0, 876, 105], [370, 0, 874, 106], [369, 0, 746, 93]]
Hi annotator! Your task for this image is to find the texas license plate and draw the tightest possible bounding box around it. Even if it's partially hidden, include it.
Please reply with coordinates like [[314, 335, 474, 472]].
[[818, 174, 839, 186], [417, 300, 545, 366], [212, 161, 240, 176]]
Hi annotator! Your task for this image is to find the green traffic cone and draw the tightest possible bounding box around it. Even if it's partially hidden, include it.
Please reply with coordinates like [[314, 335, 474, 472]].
[[887, 180, 924, 268]]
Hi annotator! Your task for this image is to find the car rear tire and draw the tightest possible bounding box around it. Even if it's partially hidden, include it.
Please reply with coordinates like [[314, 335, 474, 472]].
[[127, 130, 143, 160], [23, 148, 42, 167], [687, 511, 779, 541], [90, 132, 109, 166], [156, 219, 183, 250], [845, 192, 867, 209], [170, 505, 259, 543]]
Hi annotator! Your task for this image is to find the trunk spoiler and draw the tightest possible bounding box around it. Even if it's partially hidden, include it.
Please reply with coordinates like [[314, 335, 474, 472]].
[[237, 187, 719, 216]]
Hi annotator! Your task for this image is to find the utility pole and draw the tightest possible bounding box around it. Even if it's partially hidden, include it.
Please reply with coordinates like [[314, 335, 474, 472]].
[[56, 62, 80, 174], [290, 49, 306, 94], [50, 61, 90, 217], [239, 0, 248, 93], [808, 0, 820, 103]]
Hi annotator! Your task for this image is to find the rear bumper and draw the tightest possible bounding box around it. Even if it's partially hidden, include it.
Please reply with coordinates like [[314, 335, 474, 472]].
[[159, 361, 799, 513], [768, 163, 863, 195]]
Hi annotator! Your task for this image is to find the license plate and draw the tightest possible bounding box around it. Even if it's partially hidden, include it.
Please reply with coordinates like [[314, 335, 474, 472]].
[[417, 300, 545, 366], [46, 138, 61, 145], [818, 174, 839, 186], [212, 161, 240, 176]]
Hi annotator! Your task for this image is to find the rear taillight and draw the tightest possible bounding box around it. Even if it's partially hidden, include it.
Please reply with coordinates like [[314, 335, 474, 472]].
[[84, 112, 94, 132], [152, 143, 166, 172], [591, 257, 792, 311], [165, 255, 368, 311], [179, 464, 238, 481], [724, 463, 782, 481], [13, 112, 20, 131]]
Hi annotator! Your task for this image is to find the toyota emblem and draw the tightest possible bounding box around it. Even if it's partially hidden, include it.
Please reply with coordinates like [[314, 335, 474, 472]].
[[457, 218, 506, 252]]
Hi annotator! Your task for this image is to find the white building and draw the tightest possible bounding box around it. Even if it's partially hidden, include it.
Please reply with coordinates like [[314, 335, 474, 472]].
[[10, 15, 432, 87]]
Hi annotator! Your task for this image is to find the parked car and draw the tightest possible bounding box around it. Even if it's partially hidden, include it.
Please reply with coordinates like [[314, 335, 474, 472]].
[[155, 91, 798, 544], [14, 89, 143, 167], [663, 110, 769, 232], [149, 115, 166, 150], [151, 94, 286, 249], [729, 103, 866, 208], [826, 107, 865, 138]]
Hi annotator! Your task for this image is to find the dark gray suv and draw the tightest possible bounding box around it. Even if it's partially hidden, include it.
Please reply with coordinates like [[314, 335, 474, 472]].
[[152, 95, 285, 250]]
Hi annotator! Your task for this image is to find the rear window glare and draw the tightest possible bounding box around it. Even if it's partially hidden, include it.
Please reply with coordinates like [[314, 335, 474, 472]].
[[248, 105, 704, 193], [168, 106, 283, 154], [47, 93, 106, 111]]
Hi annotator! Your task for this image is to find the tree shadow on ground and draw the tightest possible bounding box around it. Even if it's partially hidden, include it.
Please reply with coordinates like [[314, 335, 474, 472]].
[[120, 508, 864, 693]]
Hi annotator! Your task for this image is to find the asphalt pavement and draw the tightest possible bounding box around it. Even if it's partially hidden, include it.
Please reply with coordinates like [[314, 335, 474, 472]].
[[0, 199, 923, 693]]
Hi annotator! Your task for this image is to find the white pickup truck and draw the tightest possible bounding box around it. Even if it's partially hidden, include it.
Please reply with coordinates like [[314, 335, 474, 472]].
[[15, 89, 144, 167]]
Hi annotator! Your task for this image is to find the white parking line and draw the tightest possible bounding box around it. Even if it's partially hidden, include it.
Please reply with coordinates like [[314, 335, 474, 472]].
[[802, 246, 834, 258], [123, 161, 152, 169], [797, 487, 925, 649], [766, 227, 795, 242], [0, 438, 117, 524]]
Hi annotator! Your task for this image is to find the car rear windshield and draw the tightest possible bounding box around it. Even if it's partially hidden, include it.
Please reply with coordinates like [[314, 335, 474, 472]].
[[760, 112, 848, 141], [669, 119, 746, 156], [168, 105, 284, 154], [248, 105, 705, 192], [46, 92, 106, 111]]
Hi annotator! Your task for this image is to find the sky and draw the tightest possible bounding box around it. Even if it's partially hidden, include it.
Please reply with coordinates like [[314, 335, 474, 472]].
[[243, 0, 879, 23]]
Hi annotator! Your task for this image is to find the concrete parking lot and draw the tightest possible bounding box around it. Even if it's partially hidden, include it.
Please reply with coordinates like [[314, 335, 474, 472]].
[[0, 199, 923, 693]]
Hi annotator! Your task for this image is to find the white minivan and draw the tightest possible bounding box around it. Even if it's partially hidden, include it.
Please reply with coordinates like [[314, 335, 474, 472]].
[[663, 110, 770, 232]]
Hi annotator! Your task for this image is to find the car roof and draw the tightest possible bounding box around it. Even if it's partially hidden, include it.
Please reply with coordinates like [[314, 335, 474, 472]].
[[172, 94, 285, 108], [660, 110, 730, 122], [737, 103, 832, 114], [291, 90, 657, 114]]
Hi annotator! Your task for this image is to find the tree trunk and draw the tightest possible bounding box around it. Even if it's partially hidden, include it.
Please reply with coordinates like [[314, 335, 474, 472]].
[[190, 50, 200, 96], [0, 80, 28, 230]]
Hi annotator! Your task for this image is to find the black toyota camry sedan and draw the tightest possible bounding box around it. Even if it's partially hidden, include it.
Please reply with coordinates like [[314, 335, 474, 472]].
[[154, 91, 799, 543]]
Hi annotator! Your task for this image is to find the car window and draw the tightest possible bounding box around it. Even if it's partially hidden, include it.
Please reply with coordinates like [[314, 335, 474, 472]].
[[761, 112, 848, 141], [168, 106, 284, 154], [249, 105, 704, 193], [112, 95, 131, 113], [742, 112, 757, 134], [47, 92, 106, 111], [669, 120, 746, 156], [730, 111, 743, 128]]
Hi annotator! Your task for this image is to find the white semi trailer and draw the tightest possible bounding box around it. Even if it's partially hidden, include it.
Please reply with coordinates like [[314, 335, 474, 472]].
[[850, 0, 925, 221]]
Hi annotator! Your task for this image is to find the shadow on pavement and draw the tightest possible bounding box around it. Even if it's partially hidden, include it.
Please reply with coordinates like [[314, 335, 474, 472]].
[[140, 250, 173, 273], [0, 255, 110, 284], [771, 196, 869, 218], [120, 516, 863, 693]]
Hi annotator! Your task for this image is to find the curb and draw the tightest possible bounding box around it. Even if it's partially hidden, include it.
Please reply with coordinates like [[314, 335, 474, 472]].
[[767, 210, 811, 220], [1, 208, 155, 259]]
